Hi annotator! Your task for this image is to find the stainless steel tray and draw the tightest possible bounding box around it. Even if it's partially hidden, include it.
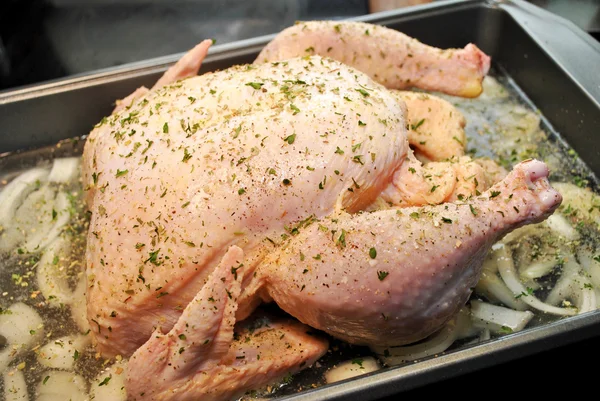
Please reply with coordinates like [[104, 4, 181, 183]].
[[1, 1, 599, 399]]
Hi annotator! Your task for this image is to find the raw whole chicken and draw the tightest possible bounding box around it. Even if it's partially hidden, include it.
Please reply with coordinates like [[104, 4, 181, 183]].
[[81, 21, 561, 401]]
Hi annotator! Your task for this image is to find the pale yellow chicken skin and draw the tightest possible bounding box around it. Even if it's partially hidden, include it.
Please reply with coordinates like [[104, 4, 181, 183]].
[[82, 21, 561, 401]]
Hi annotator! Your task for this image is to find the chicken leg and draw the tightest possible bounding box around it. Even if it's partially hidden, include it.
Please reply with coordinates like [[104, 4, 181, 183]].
[[256, 21, 491, 97], [254, 159, 561, 346]]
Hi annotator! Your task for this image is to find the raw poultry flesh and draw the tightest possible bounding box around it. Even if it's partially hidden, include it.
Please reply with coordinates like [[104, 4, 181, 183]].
[[81, 21, 561, 400]]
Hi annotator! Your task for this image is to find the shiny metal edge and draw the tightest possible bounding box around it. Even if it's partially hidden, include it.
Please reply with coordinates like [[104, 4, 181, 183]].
[[280, 311, 600, 401], [498, 0, 600, 106]]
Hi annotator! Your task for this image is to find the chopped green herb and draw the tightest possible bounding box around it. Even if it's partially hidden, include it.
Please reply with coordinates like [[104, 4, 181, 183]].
[[284, 134, 296, 144], [115, 169, 128, 177], [145, 249, 162, 266], [351, 358, 364, 368], [352, 155, 364, 165], [337, 230, 347, 248], [377, 271, 389, 281], [410, 119, 425, 130], [369, 247, 377, 259], [245, 82, 264, 90], [182, 147, 192, 162]]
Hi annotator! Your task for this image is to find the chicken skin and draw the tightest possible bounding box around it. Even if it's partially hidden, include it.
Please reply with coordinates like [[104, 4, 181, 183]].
[[81, 21, 560, 401]]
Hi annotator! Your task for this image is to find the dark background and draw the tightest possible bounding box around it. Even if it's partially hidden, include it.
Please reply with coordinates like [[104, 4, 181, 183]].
[[0, 0, 598, 398], [0, 0, 599, 91]]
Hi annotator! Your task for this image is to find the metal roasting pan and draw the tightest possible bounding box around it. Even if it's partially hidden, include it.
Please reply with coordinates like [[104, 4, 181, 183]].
[[1, 0, 600, 399]]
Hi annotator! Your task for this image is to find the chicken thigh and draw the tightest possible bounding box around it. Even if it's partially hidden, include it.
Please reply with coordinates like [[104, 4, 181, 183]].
[[82, 21, 561, 401]]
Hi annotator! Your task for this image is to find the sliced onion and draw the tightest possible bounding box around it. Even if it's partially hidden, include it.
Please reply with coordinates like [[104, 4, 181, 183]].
[[36, 371, 88, 401], [577, 249, 600, 289], [475, 269, 529, 311], [577, 250, 600, 308], [463, 327, 491, 346], [456, 311, 479, 340], [475, 254, 528, 311], [0, 303, 44, 373], [0, 168, 49, 227], [495, 243, 577, 316], [37, 236, 74, 307], [70, 275, 90, 333], [544, 213, 579, 241], [0, 226, 24, 254], [24, 191, 71, 252], [90, 359, 128, 401], [48, 157, 80, 184], [3, 369, 28, 401], [372, 307, 470, 365], [12, 184, 56, 244], [545, 258, 596, 314], [519, 259, 557, 280], [479, 329, 491, 341], [470, 300, 534, 334], [324, 357, 380, 384], [551, 182, 600, 227], [37, 334, 90, 370]]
